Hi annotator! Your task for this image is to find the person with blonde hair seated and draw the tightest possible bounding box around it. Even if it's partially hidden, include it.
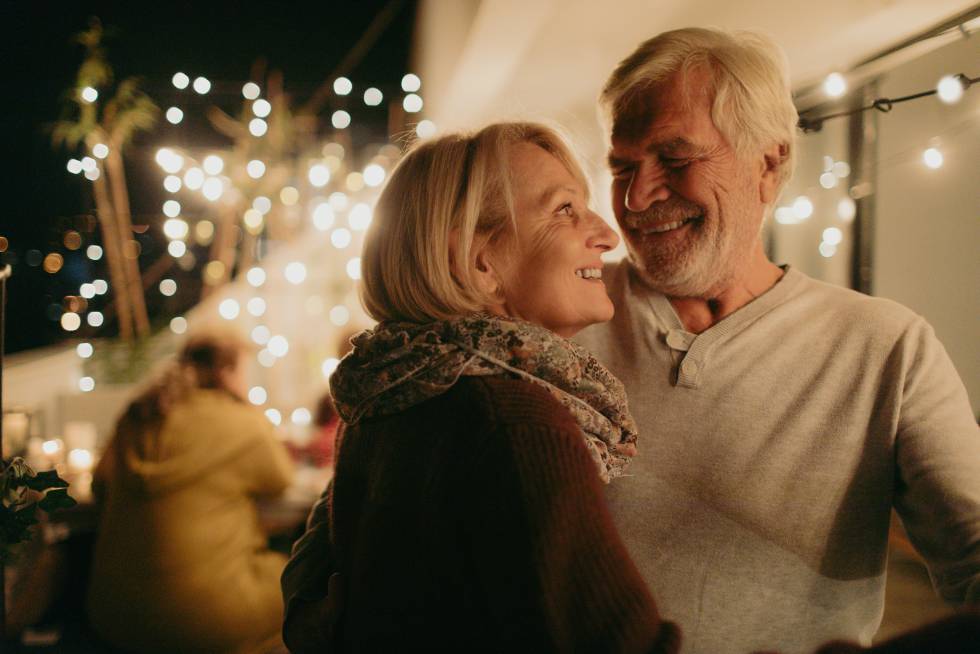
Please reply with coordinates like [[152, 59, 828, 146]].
[[87, 328, 294, 654], [281, 122, 681, 653]]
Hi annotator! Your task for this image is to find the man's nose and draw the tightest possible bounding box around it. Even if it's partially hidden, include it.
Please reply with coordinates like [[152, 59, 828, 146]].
[[624, 166, 670, 213]]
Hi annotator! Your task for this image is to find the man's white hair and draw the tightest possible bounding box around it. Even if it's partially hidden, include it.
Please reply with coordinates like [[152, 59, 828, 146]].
[[600, 27, 798, 194]]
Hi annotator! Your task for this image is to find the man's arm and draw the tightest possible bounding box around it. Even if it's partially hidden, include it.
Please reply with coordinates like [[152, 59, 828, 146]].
[[892, 318, 980, 603]]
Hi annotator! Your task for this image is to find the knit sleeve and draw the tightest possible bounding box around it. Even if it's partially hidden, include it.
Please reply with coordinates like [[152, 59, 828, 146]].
[[892, 317, 980, 604], [464, 404, 679, 654]]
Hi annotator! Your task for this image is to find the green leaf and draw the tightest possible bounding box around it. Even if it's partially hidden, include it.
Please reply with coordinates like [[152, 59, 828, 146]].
[[39, 489, 77, 513]]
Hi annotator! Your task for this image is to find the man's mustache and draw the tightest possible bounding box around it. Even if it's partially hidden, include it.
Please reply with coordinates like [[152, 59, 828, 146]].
[[623, 198, 703, 229]]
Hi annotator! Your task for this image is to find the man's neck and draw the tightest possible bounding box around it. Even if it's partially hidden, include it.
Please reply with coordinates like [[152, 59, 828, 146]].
[[668, 250, 784, 334]]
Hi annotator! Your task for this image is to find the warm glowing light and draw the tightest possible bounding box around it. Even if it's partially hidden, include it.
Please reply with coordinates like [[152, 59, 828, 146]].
[[822, 227, 843, 245], [284, 262, 307, 285], [195, 220, 214, 244], [170, 316, 188, 334], [348, 203, 372, 230], [184, 167, 205, 189], [823, 72, 846, 98], [166, 107, 184, 124], [172, 72, 190, 89], [331, 110, 351, 129], [67, 159, 83, 174], [164, 175, 182, 193], [331, 227, 352, 249], [157, 149, 184, 174], [265, 408, 282, 425], [61, 312, 81, 331], [78, 377, 95, 392], [80, 283, 96, 298], [415, 120, 437, 139], [43, 253, 63, 274], [248, 386, 268, 405], [242, 82, 261, 100], [258, 349, 276, 368], [92, 143, 109, 159], [87, 311, 104, 327], [247, 297, 266, 317], [249, 118, 268, 137], [42, 439, 63, 456], [247, 160, 266, 179], [832, 161, 850, 178], [84, 168, 101, 181], [329, 305, 350, 326], [246, 266, 266, 287], [69, 448, 94, 469], [819, 172, 837, 189], [819, 241, 837, 258], [401, 73, 421, 92], [363, 87, 383, 106], [321, 358, 340, 378], [333, 77, 353, 96], [192, 76, 211, 94], [81, 157, 97, 172], [936, 75, 964, 104], [291, 407, 312, 426], [346, 172, 364, 192], [81, 86, 98, 103], [837, 197, 856, 222], [268, 335, 289, 357], [93, 279, 108, 295], [252, 98, 271, 117], [203, 154, 224, 175], [309, 164, 331, 187], [203, 177, 223, 200], [329, 192, 349, 211], [163, 200, 181, 218], [280, 186, 299, 205], [163, 218, 189, 240], [403, 94, 423, 113], [243, 209, 264, 233], [251, 325, 271, 345], [159, 278, 178, 296], [77, 342, 94, 358], [253, 196, 272, 214], [86, 245, 103, 261], [363, 164, 385, 187], [923, 147, 943, 169], [205, 260, 226, 282], [346, 257, 361, 280], [167, 240, 187, 257], [774, 207, 797, 225], [792, 196, 814, 220], [313, 203, 336, 231], [218, 298, 240, 320]]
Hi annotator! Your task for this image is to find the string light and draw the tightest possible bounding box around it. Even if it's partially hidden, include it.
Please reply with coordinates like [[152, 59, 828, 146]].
[[67, 159, 83, 174], [313, 203, 336, 231], [163, 200, 181, 217], [164, 175, 182, 192], [203, 155, 224, 175], [86, 245, 103, 261], [291, 408, 311, 426], [251, 325, 271, 345], [331, 227, 352, 249], [309, 164, 331, 187], [93, 279, 108, 295], [166, 107, 184, 124], [348, 203, 372, 230], [247, 160, 266, 179], [242, 82, 261, 100], [76, 342, 94, 358], [346, 257, 361, 280], [246, 266, 266, 287], [172, 72, 190, 89], [167, 240, 187, 257], [268, 335, 289, 357], [823, 72, 846, 98], [253, 196, 272, 214], [403, 94, 423, 113], [248, 386, 268, 405], [159, 279, 177, 296], [92, 143, 109, 159], [822, 227, 843, 245], [192, 76, 211, 94], [285, 262, 307, 284], [86, 311, 104, 327], [252, 99, 272, 117], [61, 312, 81, 331], [170, 316, 188, 334], [363, 87, 383, 106], [265, 408, 282, 425], [247, 297, 267, 317], [401, 73, 421, 92], [791, 196, 814, 220], [936, 75, 965, 104], [163, 218, 189, 240], [218, 298, 240, 320], [363, 163, 385, 187], [837, 198, 856, 222], [922, 147, 943, 169], [415, 120, 437, 139], [249, 118, 268, 137], [202, 177, 223, 200], [80, 86, 98, 103], [333, 77, 353, 96], [79, 377, 96, 392], [329, 305, 350, 326], [184, 167, 205, 190], [331, 111, 351, 129]]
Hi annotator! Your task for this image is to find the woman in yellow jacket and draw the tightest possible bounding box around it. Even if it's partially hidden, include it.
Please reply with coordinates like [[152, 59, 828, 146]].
[[86, 329, 294, 653]]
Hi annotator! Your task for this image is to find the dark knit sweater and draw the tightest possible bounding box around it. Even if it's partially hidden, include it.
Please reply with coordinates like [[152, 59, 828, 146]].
[[283, 376, 678, 653]]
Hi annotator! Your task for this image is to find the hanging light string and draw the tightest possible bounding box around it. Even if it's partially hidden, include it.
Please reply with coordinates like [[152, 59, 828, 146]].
[[798, 73, 977, 132]]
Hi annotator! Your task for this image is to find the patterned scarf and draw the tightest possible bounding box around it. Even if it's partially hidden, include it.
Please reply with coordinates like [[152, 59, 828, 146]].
[[329, 314, 638, 483]]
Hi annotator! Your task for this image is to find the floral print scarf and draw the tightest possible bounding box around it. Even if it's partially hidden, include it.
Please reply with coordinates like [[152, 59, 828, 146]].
[[329, 314, 638, 482]]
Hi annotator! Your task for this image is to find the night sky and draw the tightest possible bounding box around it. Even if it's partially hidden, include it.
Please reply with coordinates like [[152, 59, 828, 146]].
[[1, 0, 417, 354]]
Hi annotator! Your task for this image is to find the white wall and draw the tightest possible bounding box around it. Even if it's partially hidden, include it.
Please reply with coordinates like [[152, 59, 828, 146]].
[[873, 35, 979, 414]]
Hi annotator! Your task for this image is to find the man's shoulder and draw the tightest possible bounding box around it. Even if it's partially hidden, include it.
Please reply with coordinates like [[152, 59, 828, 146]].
[[789, 270, 923, 333]]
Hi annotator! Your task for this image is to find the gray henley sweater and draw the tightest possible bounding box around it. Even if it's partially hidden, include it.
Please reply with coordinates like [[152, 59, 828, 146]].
[[575, 261, 980, 654]]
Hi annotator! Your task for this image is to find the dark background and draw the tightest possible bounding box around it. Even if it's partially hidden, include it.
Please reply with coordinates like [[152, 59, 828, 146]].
[[0, 0, 417, 354]]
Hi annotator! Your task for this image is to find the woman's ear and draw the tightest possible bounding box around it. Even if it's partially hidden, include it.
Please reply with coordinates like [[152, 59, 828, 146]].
[[472, 237, 504, 300]]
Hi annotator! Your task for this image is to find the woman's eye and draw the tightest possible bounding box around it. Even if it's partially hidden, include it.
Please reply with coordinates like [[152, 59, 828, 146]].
[[557, 203, 575, 217]]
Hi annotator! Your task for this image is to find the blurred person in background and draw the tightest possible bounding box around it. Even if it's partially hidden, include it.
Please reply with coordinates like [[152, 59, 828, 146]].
[[86, 327, 294, 654]]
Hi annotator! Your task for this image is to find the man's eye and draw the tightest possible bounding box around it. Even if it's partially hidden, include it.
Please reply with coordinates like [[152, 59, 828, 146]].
[[663, 158, 691, 169], [557, 203, 575, 217]]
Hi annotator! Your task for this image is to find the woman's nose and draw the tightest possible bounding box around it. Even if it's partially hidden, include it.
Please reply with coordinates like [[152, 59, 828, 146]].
[[586, 211, 619, 252], [624, 166, 670, 213]]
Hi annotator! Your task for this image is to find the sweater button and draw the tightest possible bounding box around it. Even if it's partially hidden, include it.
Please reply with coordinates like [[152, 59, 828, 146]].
[[666, 329, 694, 351]]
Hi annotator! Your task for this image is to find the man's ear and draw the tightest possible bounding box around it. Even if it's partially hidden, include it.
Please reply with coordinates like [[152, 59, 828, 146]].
[[759, 142, 788, 205]]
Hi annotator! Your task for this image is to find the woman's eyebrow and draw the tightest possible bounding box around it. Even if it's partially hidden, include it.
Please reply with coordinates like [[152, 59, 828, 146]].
[[536, 184, 577, 209]]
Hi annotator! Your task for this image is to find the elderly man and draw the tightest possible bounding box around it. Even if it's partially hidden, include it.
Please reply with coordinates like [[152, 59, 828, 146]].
[[575, 27, 980, 654]]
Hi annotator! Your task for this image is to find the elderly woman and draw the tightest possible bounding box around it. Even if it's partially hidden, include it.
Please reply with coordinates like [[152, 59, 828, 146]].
[[87, 329, 294, 654], [281, 123, 680, 653]]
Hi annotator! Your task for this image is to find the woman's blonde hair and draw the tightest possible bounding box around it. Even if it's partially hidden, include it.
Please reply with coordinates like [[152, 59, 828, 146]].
[[360, 121, 590, 324], [600, 27, 798, 194]]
